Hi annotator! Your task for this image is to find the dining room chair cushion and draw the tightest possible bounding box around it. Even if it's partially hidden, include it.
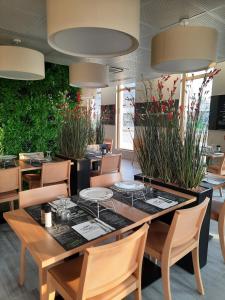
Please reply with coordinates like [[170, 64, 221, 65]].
[[211, 200, 223, 221]]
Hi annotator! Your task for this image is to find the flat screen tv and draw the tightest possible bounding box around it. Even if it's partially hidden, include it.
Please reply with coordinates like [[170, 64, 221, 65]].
[[208, 95, 225, 130]]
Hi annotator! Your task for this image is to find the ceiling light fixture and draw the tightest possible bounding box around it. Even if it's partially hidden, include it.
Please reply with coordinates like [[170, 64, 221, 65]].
[[151, 24, 218, 73], [47, 0, 140, 57], [69, 62, 109, 88], [0, 42, 45, 80]]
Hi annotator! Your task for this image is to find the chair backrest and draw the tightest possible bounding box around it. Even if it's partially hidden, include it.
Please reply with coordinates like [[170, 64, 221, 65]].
[[78, 223, 149, 300], [103, 138, 113, 152], [19, 183, 68, 208], [41, 160, 71, 192], [220, 154, 225, 172], [163, 197, 210, 258], [100, 154, 122, 175], [0, 167, 21, 193], [19, 152, 44, 160], [90, 172, 122, 187]]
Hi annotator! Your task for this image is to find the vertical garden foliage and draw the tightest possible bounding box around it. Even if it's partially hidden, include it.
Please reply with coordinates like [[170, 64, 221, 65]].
[[0, 63, 80, 155]]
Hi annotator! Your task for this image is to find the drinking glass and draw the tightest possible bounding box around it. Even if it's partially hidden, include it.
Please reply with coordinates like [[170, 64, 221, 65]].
[[60, 197, 71, 221], [45, 151, 52, 161]]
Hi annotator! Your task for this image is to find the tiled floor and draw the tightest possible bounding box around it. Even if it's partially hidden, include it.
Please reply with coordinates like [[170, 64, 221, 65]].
[[0, 159, 225, 300]]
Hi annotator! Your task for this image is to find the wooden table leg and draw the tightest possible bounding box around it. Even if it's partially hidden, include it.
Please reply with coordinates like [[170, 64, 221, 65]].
[[19, 242, 26, 286], [39, 267, 47, 300]]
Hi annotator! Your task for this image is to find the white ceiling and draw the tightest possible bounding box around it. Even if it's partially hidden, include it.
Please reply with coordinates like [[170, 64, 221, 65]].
[[0, 0, 225, 85]]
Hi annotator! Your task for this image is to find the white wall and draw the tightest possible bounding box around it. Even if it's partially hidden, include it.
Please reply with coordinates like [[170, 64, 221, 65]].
[[208, 61, 225, 151]]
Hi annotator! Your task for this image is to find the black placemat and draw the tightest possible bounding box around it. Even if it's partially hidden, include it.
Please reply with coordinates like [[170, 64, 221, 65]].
[[112, 188, 189, 215], [25, 201, 133, 251]]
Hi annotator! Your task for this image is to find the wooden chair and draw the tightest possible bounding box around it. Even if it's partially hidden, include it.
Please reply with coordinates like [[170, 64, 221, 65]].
[[90, 172, 122, 188], [18, 183, 68, 287], [41, 160, 71, 196], [208, 154, 225, 175], [100, 153, 122, 175], [208, 155, 225, 196], [145, 197, 210, 300], [210, 198, 225, 262], [20, 152, 44, 189], [103, 138, 113, 152], [47, 223, 149, 300], [19, 183, 68, 208], [0, 167, 21, 210]]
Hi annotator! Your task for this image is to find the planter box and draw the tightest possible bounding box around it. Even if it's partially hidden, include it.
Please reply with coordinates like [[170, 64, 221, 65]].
[[134, 173, 213, 274], [56, 154, 90, 195]]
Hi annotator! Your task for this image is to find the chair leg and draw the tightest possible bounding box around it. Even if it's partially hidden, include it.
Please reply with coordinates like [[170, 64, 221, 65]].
[[192, 247, 204, 295], [47, 273, 56, 300], [9, 201, 14, 211], [134, 287, 142, 300], [19, 242, 26, 286], [218, 214, 225, 263], [161, 264, 172, 300]]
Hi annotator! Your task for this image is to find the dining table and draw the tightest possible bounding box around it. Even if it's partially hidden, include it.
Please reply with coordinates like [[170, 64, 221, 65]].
[[3, 183, 196, 300], [200, 172, 225, 191]]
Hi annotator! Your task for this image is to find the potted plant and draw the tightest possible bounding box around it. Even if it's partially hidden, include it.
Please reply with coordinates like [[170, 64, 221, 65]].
[[134, 70, 220, 272], [95, 117, 105, 144], [57, 105, 92, 195]]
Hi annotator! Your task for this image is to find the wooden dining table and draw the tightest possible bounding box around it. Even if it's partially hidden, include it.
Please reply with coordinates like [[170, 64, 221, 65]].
[[3, 184, 196, 300], [200, 172, 225, 191]]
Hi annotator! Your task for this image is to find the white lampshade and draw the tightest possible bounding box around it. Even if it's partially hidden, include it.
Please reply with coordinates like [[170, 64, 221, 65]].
[[47, 0, 140, 57], [81, 88, 96, 99], [0, 46, 45, 80], [151, 25, 218, 73], [69, 63, 109, 88]]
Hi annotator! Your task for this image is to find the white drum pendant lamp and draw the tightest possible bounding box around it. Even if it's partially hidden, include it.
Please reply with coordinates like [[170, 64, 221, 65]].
[[0, 46, 45, 80], [151, 25, 218, 73], [69, 63, 109, 88], [47, 0, 140, 57]]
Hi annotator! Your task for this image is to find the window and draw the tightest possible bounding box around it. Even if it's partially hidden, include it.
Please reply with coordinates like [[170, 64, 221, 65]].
[[90, 88, 101, 120], [117, 83, 135, 150]]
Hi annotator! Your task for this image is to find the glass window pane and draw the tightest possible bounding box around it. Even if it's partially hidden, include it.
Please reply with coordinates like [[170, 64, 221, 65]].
[[119, 84, 135, 150]]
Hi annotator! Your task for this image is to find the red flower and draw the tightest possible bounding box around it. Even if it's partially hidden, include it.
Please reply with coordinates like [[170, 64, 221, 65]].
[[161, 104, 166, 112], [77, 92, 81, 102], [167, 112, 173, 121]]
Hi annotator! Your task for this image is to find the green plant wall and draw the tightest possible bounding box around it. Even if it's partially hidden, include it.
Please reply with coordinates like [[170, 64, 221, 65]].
[[0, 63, 80, 155]]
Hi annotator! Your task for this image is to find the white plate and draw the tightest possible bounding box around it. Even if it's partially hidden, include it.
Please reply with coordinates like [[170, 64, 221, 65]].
[[0, 155, 17, 160], [213, 152, 224, 156], [114, 181, 145, 191], [79, 187, 113, 202]]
